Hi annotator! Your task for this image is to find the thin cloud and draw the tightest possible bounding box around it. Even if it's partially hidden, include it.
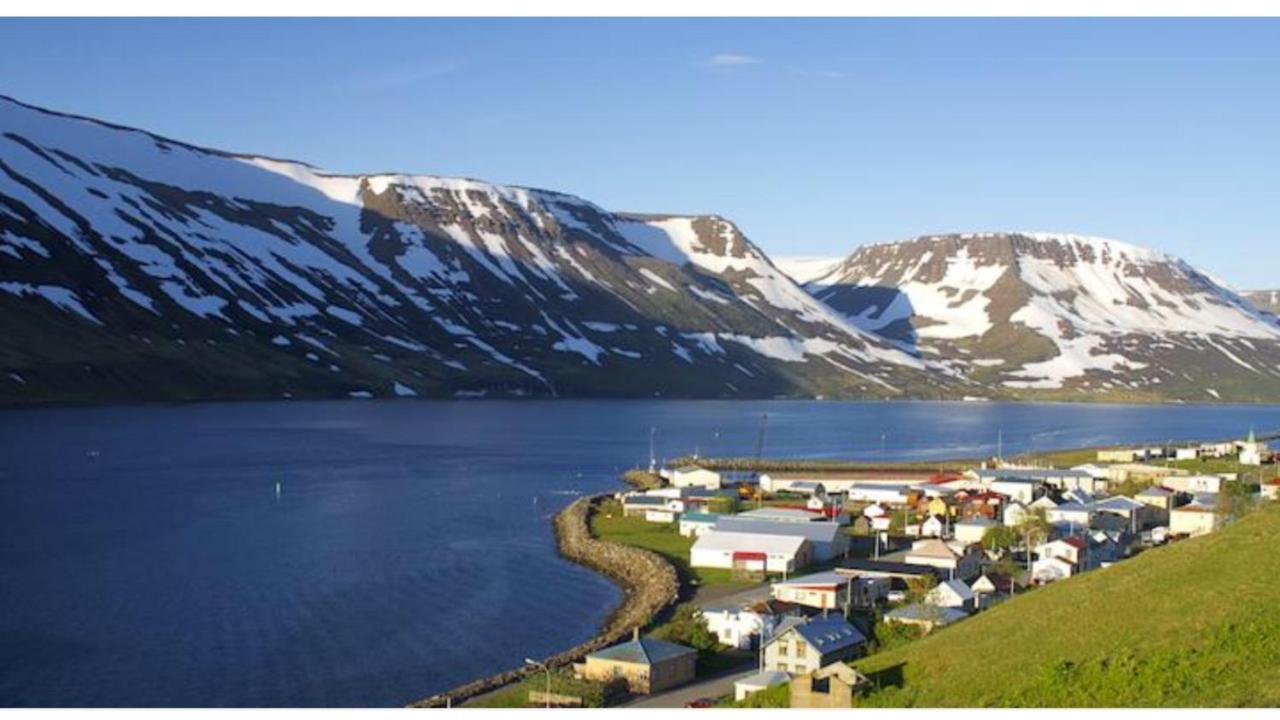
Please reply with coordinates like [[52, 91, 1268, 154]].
[[704, 53, 761, 68], [344, 60, 465, 92]]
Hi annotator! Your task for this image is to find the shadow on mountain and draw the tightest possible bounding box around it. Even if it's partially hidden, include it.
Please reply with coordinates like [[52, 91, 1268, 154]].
[[812, 283, 921, 356]]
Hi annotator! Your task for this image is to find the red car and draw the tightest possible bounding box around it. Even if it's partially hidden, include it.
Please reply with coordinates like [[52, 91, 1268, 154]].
[[684, 698, 716, 708]]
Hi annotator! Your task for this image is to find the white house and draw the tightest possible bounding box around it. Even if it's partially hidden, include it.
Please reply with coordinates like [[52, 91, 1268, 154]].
[[702, 600, 794, 650], [1170, 502, 1223, 537], [1031, 555, 1076, 584], [771, 571, 853, 611], [713, 517, 850, 562], [919, 515, 946, 538], [925, 578, 975, 610], [1046, 503, 1093, 529], [1036, 536, 1088, 567], [904, 538, 982, 581], [1175, 447, 1202, 461], [734, 670, 790, 702], [1237, 430, 1270, 466], [1164, 475, 1223, 494], [954, 517, 995, 545], [690, 531, 810, 573], [669, 465, 722, 489], [989, 478, 1040, 504], [1002, 501, 1028, 527], [645, 508, 677, 523], [762, 617, 867, 677], [1264, 478, 1280, 501]]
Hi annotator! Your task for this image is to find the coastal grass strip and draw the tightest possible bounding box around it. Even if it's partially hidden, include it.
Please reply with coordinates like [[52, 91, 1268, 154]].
[[409, 493, 679, 708]]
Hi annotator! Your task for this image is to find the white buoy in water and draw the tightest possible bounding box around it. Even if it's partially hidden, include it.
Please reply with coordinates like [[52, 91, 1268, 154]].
[[275, 481, 282, 500]]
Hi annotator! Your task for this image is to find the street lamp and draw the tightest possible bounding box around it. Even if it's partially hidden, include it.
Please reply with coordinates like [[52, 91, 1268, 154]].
[[525, 658, 551, 709]]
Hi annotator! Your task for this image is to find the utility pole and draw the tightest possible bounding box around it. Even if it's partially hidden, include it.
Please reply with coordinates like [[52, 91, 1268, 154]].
[[648, 426, 657, 474], [524, 658, 551, 709]]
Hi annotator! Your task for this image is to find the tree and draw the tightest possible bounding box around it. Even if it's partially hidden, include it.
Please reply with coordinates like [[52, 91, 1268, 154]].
[[905, 573, 938, 606], [981, 525, 1020, 556], [1015, 507, 1052, 572], [652, 603, 720, 655]]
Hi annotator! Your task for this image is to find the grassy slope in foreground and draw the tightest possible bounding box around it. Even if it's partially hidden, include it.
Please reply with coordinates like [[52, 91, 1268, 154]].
[[856, 502, 1280, 707]]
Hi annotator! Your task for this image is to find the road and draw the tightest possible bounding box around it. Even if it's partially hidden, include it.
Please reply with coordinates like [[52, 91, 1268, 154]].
[[620, 662, 760, 708]]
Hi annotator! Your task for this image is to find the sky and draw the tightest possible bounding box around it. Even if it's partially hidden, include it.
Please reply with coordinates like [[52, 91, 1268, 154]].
[[2, 18, 1279, 287]]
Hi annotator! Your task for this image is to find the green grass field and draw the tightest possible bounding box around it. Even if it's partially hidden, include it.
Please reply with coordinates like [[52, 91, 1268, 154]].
[[589, 500, 752, 587], [465, 669, 607, 708], [852, 501, 1280, 707]]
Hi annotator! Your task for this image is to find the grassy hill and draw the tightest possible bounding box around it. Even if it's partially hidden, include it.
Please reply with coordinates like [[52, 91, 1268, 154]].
[[855, 502, 1280, 707]]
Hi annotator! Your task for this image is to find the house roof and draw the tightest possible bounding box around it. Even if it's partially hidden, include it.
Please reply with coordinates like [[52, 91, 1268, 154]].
[[885, 604, 969, 625], [737, 507, 822, 523], [767, 617, 866, 655], [1061, 536, 1088, 550], [974, 468, 1090, 481], [715, 517, 844, 544], [772, 571, 850, 589], [681, 511, 721, 524], [735, 670, 790, 689], [932, 578, 975, 601], [588, 637, 696, 665], [906, 538, 961, 560], [955, 517, 995, 528], [1093, 496, 1145, 512], [1137, 486, 1175, 497], [623, 495, 668, 506], [692, 530, 808, 555], [838, 559, 940, 577]]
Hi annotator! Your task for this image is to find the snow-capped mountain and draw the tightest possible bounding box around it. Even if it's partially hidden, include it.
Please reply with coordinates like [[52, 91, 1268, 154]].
[[0, 95, 949, 405], [772, 256, 843, 285], [809, 232, 1280, 402], [1244, 290, 1280, 314]]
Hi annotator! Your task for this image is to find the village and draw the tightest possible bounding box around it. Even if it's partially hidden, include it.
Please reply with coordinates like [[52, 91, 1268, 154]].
[[489, 430, 1280, 709]]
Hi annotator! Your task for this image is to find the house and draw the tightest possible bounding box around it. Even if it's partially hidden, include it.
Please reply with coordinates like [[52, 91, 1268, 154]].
[[1170, 501, 1223, 537], [759, 469, 939, 494], [1002, 501, 1028, 527], [926, 578, 975, 609], [785, 481, 827, 497], [989, 478, 1041, 504], [574, 635, 697, 694], [1091, 496, 1148, 532], [762, 617, 867, 677], [645, 508, 677, 523], [954, 517, 995, 545], [771, 571, 854, 611], [883, 604, 969, 632], [1174, 447, 1202, 461], [1068, 465, 1114, 493], [678, 511, 720, 537], [1164, 474, 1224, 495], [970, 573, 1015, 608], [1135, 486, 1175, 523], [1046, 502, 1093, 529], [789, 663, 867, 709], [1037, 536, 1088, 566], [1031, 555, 1076, 584], [702, 598, 799, 650], [1200, 441, 1237, 459], [691, 531, 811, 574], [734, 670, 790, 702], [903, 538, 983, 581], [843, 483, 917, 505], [1263, 478, 1280, 501], [1098, 448, 1147, 463], [669, 465, 722, 490], [919, 514, 946, 538], [953, 490, 1006, 520], [737, 507, 825, 524], [620, 494, 672, 518], [713, 517, 850, 562]]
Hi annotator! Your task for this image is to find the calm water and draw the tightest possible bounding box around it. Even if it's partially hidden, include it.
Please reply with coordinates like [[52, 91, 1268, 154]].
[[3, 399, 1279, 707]]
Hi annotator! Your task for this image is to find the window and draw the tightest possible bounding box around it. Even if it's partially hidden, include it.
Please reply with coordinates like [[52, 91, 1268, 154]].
[[778, 642, 789, 657], [794, 640, 808, 656]]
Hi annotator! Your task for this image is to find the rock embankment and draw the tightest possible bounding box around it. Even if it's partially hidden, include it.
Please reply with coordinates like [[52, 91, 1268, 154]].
[[409, 494, 679, 708]]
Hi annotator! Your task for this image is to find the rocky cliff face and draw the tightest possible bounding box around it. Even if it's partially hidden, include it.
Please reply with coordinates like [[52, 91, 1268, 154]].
[[810, 232, 1280, 402], [0, 95, 948, 405]]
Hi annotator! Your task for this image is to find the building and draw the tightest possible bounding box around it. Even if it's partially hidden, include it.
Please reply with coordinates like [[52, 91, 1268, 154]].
[[702, 598, 798, 650], [903, 538, 983, 581], [713, 516, 850, 562], [1098, 448, 1148, 463], [789, 664, 867, 709], [771, 571, 853, 611], [734, 670, 790, 702], [573, 635, 697, 694], [1164, 474, 1224, 495], [669, 465, 722, 490], [1174, 447, 1202, 461], [678, 512, 720, 537], [762, 617, 866, 677], [1264, 478, 1280, 501], [1091, 496, 1149, 532], [690, 531, 810, 573], [759, 469, 939, 494], [883, 604, 969, 632], [1031, 555, 1076, 584], [970, 573, 1015, 608], [1170, 501, 1223, 537], [736, 507, 825, 523], [1046, 502, 1093, 529], [926, 578, 975, 609], [1238, 430, 1271, 466], [954, 517, 995, 545], [988, 478, 1041, 504]]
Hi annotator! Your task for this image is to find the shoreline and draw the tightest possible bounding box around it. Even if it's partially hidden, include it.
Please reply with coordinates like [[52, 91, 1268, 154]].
[[408, 493, 680, 708]]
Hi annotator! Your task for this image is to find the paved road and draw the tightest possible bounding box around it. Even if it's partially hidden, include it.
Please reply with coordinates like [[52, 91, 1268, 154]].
[[621, 662, 760, 708]]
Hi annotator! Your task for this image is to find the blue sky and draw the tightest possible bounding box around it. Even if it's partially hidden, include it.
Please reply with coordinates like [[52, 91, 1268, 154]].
[[2, 18, 1279, 287]]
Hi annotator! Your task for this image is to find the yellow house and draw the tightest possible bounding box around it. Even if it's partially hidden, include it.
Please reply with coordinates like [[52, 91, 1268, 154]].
[[573, 636, 696, 694]]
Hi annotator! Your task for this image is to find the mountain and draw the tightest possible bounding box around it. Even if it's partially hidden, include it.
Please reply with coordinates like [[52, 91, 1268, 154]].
[[773, 256, 843, 285], [0, 95, 948, 406], [1244, 290, 1280, 314], [809, 232, 1280, 403], [855, 502, 1280, 706]]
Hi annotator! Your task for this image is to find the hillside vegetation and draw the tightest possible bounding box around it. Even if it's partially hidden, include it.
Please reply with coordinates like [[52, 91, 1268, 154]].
[[855, 502, 1280, 707]]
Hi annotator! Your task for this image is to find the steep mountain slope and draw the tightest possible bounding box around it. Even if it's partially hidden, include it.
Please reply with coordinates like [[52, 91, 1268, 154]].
[[1244, 290, 1280, 314], [811, 232, 1280, 402], [773, 256, 843, 285], [855, 503, 1280, 706], [0, 95, 946, 405]]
